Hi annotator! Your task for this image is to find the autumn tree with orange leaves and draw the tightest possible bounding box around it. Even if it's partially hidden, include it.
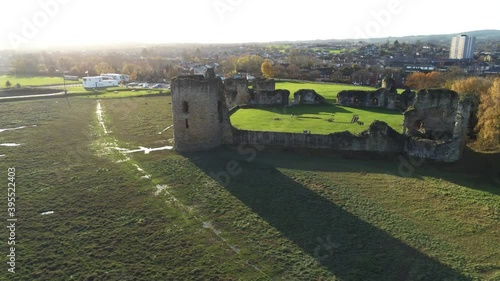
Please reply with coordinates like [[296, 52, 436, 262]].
[[451, 77, 499, 150], [451, 77, 494, 138], [476, 78, 500, 149], [261, 60, 276, 79], [405, 72, 446, 90]]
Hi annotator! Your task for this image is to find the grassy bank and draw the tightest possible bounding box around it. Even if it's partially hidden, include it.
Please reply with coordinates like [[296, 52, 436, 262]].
[[230, 104, 404, 134], [0, 98, 264, 280], [0, 75, 80, 88], [68, 86, 169, 98], [275, 81, 376, 103]]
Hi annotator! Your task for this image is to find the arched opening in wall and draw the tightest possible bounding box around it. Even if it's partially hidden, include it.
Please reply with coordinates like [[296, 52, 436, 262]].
[[185, 119, 189, 129], [353, 97, 361, 105], [372, 98, 379, 106], [182, 101, 189, 113], [413, 120, 425, 134], [217, 101, 223, 123]]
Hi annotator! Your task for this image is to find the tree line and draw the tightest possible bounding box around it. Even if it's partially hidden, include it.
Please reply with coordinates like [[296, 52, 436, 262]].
[[8, 52, 183, 82]]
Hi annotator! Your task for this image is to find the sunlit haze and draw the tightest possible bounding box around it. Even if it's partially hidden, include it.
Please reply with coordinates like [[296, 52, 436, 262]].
[[1, 0, 498, 50]]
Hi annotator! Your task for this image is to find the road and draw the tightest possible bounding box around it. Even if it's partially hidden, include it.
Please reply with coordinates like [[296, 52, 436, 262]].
[[0, 92, 66, 100]]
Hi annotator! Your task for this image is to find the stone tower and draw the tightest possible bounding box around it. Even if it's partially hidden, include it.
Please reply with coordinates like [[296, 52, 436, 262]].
[[171, 75, 233, 152]]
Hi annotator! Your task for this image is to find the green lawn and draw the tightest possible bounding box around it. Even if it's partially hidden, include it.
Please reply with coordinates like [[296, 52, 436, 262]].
[[0, 75, 80, 88], [329, 49, 347, 54], [231, 104, 404, 134], [275, 81, 404, 103], [275, 81, 376, 103], [0, 95, 498, 280]]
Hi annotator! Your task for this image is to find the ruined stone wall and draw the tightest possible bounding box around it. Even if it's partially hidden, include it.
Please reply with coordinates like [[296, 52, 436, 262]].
[[399, 88, 416, 111], [337, 78, 398, 110], [404, 89, 472, 162], [171, 76, 233, 152], [252, 78, 276, 92], [403, 89, 461, 140], [337, 89, 394, 108], [171, 76, 470, 162], [225, 78, 287, 107], [232, 121, 405, 152], [292, 89, 326, 105], [224, 78, 250, 109], [249, 90, 290, 106]]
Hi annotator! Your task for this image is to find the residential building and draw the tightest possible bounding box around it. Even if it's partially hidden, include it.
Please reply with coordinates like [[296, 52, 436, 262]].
[[449, 35, 476, 60]]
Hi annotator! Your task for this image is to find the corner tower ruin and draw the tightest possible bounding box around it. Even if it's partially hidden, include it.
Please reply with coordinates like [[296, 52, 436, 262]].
[[171, 75, 233, 152]]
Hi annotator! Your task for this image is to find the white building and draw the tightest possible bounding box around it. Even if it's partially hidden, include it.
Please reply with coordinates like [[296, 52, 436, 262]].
[[82, 76, 119, 90], [101, 73, 130, 82], [450, 35, 476, 60]]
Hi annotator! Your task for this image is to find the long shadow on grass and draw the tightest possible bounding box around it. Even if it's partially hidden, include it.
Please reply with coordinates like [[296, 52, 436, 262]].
[[249, 147, 499, 195], [186, 150, 471, 281], [408, 147, 500, 195]]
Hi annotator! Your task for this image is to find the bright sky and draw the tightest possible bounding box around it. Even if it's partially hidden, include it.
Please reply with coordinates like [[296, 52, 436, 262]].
[[0, 0, 498, 50]]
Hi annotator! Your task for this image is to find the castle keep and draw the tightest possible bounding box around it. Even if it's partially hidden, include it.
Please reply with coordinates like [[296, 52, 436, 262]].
[[171, 75, 233, 152], [404, 89, 472, 162], [171, 75, 471, 162]]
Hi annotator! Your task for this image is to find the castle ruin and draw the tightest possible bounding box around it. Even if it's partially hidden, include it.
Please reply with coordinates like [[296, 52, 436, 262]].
[[404, 89, 472, 162], [337, 77, 398, 110], [171, 75, 471, 162], [171, 75, 233, 152], [225, 78, 290, 108], [292, 89, 326, 105]]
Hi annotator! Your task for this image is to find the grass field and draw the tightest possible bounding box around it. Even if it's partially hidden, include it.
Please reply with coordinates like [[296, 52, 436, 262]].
[[275, 81, 406, 103], [276, 81, 376, 103], [231, 104, 404, 134], [68, 86, 169, 99], [0, 93, 499, 280], [0, 75, 80, 88]]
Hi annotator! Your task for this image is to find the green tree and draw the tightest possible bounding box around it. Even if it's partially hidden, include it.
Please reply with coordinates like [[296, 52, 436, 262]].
[[5, 80, 11, 87], [48, 65, 56, 75], [95, 62, 114, 75], [10, 57, 36, 76], [57, 56, 75, 72], [236, 55, 264, 75], [122, 63, 139, 81], [70, 66, 81, 75], [221, 55, 238, 75], [286, 64, 300, 79], [36, 64, 48, 74]]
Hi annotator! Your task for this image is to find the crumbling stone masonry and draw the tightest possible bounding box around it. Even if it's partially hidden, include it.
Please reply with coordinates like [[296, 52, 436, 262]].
[[404, 89, 472, 162], [399, 88, 416, 111], [224, 78, 250, 109], [224, 78, 289, 107], [171, 76, 471, 162], [252, 78, 276, 92], [248, 90, 290, 106], [292, 89, 326, 105], [232, 121, 405, 152], [171, 75, 233, 152], [337, 78, 399, 110]]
